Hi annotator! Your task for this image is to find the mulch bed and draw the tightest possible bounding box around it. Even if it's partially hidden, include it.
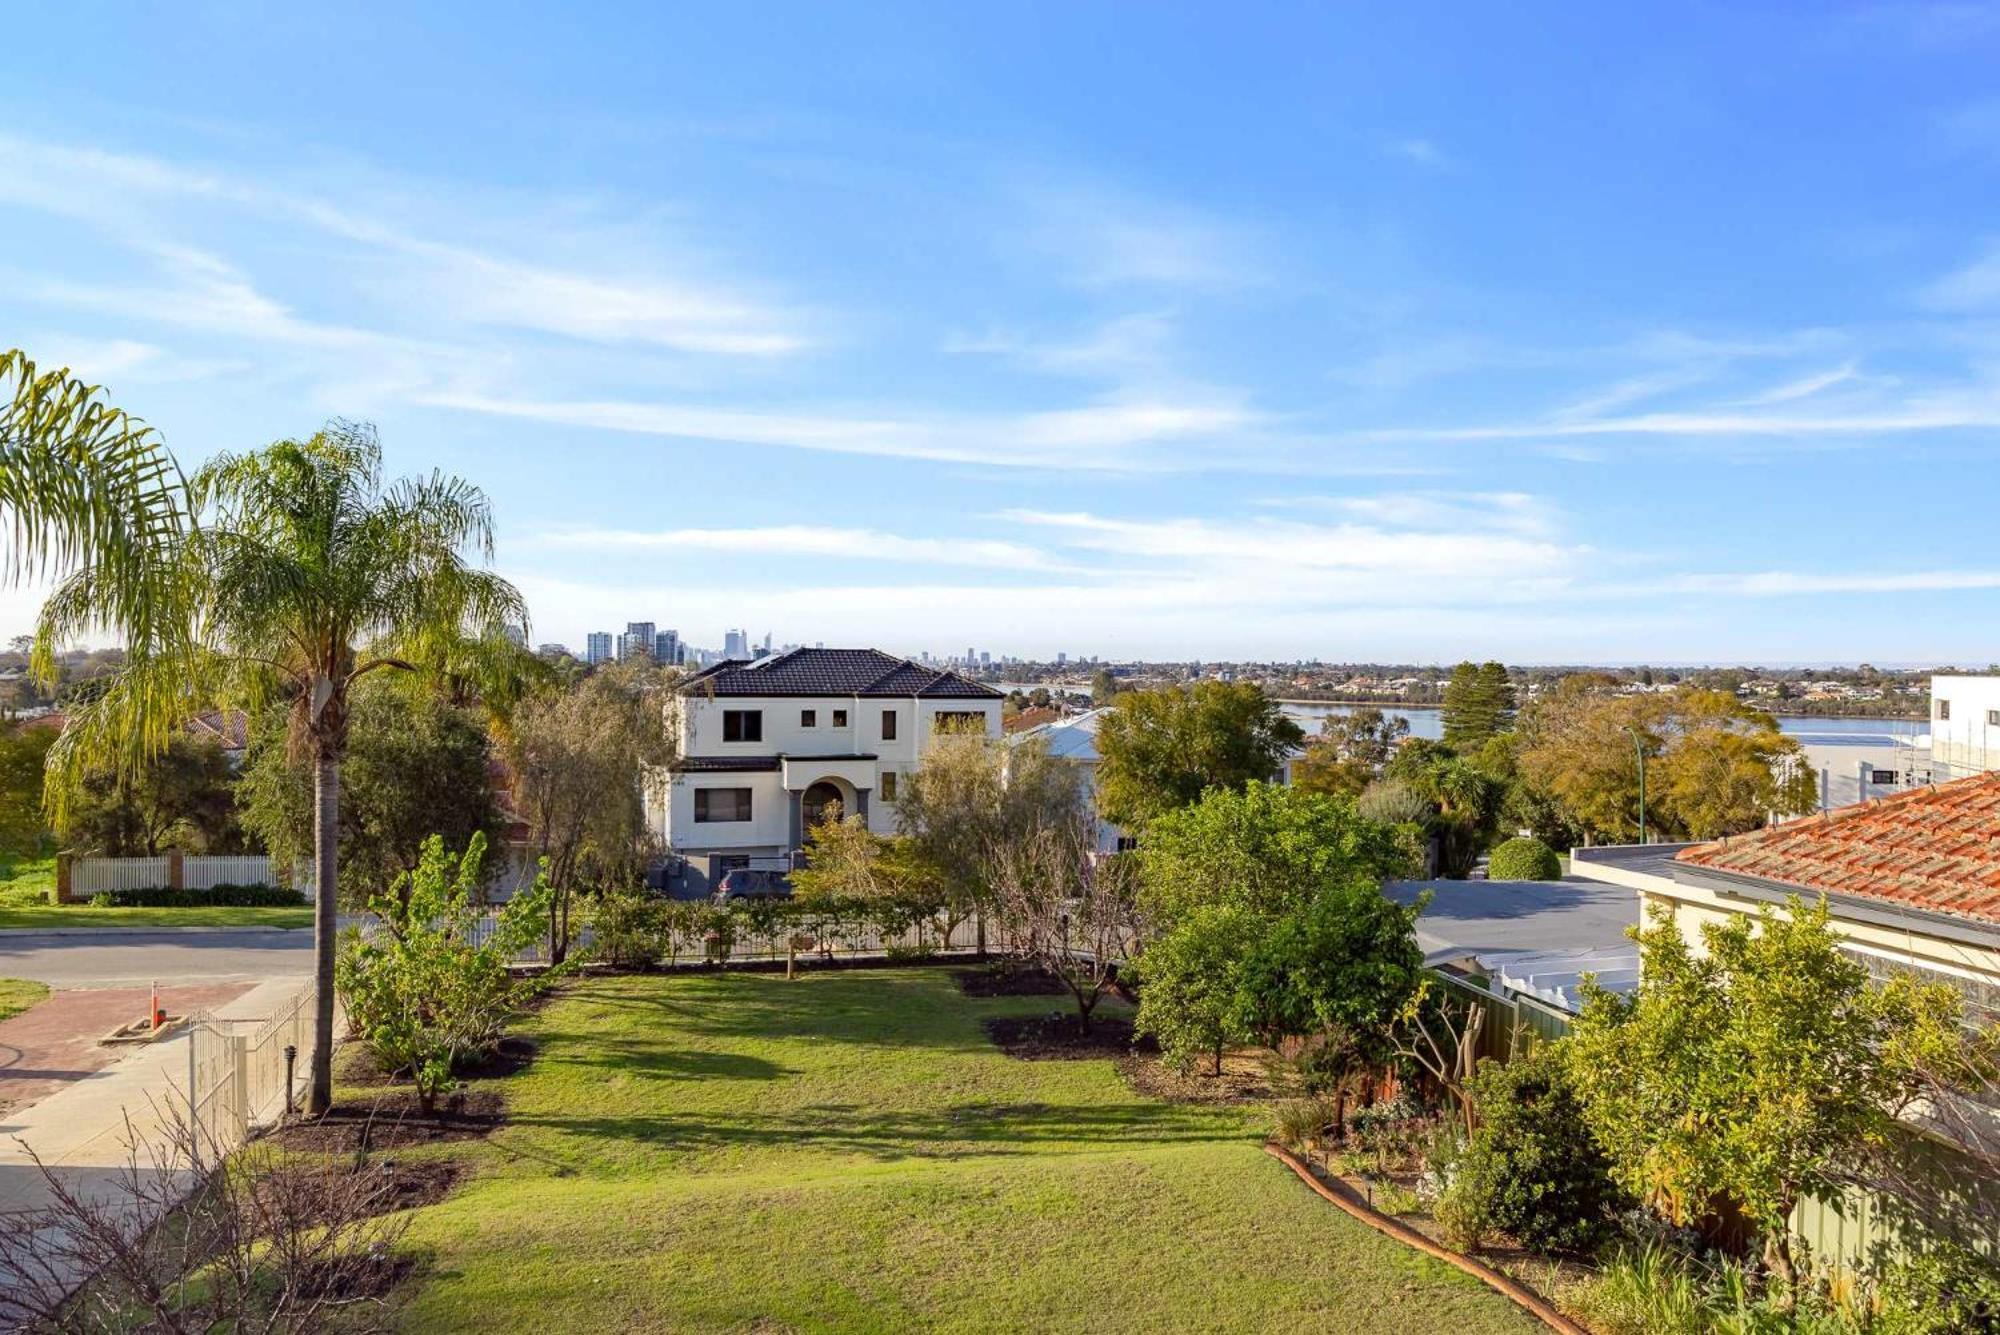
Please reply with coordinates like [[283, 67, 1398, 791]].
[[280, 1156, 467, 1227], [270, 1089, 506, 1152], [1118, 1048, 1274, 1105], [455, 1035, 538, 1079], [982, 1012, 1145, 1061], [954, 964, 1069, 997]]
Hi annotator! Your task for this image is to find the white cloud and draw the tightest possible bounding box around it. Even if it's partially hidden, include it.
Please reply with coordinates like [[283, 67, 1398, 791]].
[[424, 388, 1256, 470], [1386, 138, 1447, 168], [1016, 182, 1266, 290], [1921, 241, 2000, 310], [532, 524, 1060, 570], [1741, 363, 1861, 405], [945, 311, 1177, 375]]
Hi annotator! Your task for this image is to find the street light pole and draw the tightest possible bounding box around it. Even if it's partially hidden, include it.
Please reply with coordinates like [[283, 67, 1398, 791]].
[[1625, 725, 1647, 846]]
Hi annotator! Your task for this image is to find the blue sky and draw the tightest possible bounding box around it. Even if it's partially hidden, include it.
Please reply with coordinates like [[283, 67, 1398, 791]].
[[6, 3, 2000, 663]]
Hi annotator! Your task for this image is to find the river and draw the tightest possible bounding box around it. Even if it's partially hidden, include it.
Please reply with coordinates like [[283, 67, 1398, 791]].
[[1277, 702, 1924, 745]]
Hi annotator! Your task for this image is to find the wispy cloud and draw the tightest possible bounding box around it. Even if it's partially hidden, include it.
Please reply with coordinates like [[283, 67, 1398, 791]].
[[944, 311, 1177, 376], [1385, 137, 1448, 168], [1920, 240, 2000, 310], [1014, 181, 1267, 290], [532, 524, 1060, 570]]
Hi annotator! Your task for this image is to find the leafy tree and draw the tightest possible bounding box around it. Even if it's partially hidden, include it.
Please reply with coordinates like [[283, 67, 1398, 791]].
[[1440, 660, 1515, 750], [1229, 880, 1425, 1057], [1090, 667, 1121, 707], [1385, 743, 1502, 878], [0, 721, 55, 855], [1135, 781, 1412, 927], [335, 833, 553, 1113], [1653, 689, 1818, 838], [505, 666, 670, 962], [1133, 903, 1262, 1074], [40, 425, 523, 1114], [1566, 898, 1968, 1286], [1093, 681, 1303, 829], [1291, 707, 1408, 799], [236, 679, 505, 905], [64, 735, 243, 856]]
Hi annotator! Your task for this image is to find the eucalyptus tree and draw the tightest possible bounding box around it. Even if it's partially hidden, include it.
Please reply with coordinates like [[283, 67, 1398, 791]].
[[38, 422, 522, 1112]]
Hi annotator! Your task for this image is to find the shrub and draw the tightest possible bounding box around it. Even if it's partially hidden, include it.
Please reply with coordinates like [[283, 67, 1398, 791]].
[[1272, 1096, 1336, 1151], [1555, 1241, 1709, 1335], [88, 883, 306, 908], [1463, 1043, 1626, 1254], [1487, 836, 1560, 882], [1433, 1136, 1499, 1251], [588, 885, 666, 969], [1877, 1241, 2000, 1335], [336, 834, 555, 1113]]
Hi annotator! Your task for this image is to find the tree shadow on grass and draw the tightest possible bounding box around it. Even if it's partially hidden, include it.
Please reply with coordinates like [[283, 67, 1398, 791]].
[[536, 1038, 793, 1084], [505, 1098, 1247, 1166]]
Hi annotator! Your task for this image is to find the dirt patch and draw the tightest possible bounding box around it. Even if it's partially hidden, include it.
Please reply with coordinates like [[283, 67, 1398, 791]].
[[270, 1089, 505, 1152], [1118, 1047, 1274, 1105], [954, 963, 1068, 997], [982, 1012, 1144, 1061], [277, 1156, 466, 1230]]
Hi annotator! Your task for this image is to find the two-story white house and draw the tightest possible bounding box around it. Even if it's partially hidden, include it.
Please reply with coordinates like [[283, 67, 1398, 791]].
[[653, 647, 1002, 885]]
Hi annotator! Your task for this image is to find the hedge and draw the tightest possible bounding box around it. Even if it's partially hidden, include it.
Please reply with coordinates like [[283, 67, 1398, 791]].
[[88, 883, 307, 908], [1487, 837, 1561, 882]]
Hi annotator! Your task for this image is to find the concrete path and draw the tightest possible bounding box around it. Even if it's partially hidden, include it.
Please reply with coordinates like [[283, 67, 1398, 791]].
[[0, 978, 310, 1216], [0, 928, 312, 989], [0, 983, 255, 1118]]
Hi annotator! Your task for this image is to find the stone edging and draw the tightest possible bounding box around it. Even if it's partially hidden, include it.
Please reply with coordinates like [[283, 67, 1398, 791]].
[[1263, 1142, 1588, 1335]]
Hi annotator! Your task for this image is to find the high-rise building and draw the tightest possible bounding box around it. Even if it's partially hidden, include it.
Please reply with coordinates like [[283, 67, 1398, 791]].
[[584, 631, 613, 665], [724, 629, 749, 659], [654, 629, 681, 665], [619, 621, 656, 661]]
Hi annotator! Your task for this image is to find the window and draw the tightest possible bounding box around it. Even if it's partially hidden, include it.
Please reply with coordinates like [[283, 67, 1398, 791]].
[[1115, 835, 1139, 853], [879, 771, 897, 801], [723, 709, 763, 742], [1870, 769, 1898, 785], [694, 788, 753, 823], [933, 710, 986, 734], [1938, 699, 1951, 721], [832, 709, 848, 727], [880, 708, 897, 740], [1988, 709, 1999, 727], [801, 709, 817, 727]]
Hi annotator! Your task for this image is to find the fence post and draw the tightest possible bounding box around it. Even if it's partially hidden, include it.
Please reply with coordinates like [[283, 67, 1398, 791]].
[[168, 851, 185, 891], [229, 1033, 249, 1142], [55, 854, 74, 904]]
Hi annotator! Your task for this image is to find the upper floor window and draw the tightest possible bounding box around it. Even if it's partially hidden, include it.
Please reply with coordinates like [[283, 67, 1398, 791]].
[[881, 709, 898, 741], [723, 710, 763, 743], [1938, 699, 1952, 721], [833, 709, 848, 728], [801, 709, 817, 727], [933, 710, 986, 734], [694, 787, 753, 823]]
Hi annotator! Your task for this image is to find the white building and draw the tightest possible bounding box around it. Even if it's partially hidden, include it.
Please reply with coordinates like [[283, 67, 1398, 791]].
[[1917, 674, 2000, 781], [1009, 707, 1131, 854], [653, 648, 1002, 885]]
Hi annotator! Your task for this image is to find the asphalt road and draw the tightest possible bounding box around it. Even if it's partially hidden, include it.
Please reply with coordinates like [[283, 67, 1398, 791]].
[[0, 928, 313, 989]]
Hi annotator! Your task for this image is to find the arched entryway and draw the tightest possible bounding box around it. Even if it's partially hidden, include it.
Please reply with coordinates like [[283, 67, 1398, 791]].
[[801, 780, 847, 831]]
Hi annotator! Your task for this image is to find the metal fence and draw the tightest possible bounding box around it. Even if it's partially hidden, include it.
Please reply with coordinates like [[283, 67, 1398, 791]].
[[182, 983, 319, 1154]]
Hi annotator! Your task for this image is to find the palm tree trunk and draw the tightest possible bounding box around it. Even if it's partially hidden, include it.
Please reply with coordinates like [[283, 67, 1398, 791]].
[[308, 755, 339, 1115]]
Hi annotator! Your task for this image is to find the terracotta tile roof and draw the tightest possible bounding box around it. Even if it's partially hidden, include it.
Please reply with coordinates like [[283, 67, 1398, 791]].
[[1675, 771, 2000, 927], [1004, 705, 1061, 734]]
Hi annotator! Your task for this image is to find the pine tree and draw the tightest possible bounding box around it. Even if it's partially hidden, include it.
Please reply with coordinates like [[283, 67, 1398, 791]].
[[1440, 660, 1516, 749]]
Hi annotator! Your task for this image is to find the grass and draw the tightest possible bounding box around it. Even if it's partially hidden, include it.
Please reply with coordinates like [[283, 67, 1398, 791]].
[[384, 968, 1538, 1333], [0, 977, 50, 1023], [0, 850, 310, 929]]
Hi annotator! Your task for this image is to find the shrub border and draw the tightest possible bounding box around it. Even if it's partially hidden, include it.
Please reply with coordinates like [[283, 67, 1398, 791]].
[[1263, 1142, 1585, 1335]]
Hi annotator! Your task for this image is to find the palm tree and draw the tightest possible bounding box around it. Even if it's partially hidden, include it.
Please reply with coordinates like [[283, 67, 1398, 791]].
[[1, 350, 191, 771], [39, 421, 523, 1113]]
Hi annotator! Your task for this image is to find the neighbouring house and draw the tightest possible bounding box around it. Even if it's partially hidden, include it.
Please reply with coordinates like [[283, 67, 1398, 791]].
[[1570, 774, 2000, 1010], [1384, 875, 1640, 1018], [651, 648, 1002, 888], [186, 709, 250, 765], [1008, 706, 1131, 854]]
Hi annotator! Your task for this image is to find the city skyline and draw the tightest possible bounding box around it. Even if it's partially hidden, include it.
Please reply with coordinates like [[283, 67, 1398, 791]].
[[6, 7, 2000, 661]]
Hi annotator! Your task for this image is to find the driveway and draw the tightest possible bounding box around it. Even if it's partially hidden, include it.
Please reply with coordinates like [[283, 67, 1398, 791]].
[[0, 982, 255, 1118], [0, 928, 313, 989]]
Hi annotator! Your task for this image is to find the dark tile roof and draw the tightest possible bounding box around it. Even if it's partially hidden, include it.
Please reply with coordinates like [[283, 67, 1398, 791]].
[[672, 757, 783, 772], [679, 648, 1000, 700], [1676, 771, 2000, 928]]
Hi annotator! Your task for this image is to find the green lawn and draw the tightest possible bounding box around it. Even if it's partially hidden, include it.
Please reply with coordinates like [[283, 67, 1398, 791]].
[[386, 969, 1536, 1333], [0, 977, 50, 1022], [0, 903, 311, 930]]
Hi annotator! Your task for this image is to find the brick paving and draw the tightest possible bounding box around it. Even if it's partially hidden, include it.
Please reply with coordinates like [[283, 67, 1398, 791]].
[[0, 983, 253, 1119]]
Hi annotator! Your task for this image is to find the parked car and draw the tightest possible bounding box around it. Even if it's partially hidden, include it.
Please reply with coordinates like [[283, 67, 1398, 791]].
[[713, 868, 792, 903]]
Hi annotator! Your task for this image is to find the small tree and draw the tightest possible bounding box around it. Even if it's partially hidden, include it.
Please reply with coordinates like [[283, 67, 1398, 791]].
[[1565, 897, 1967, 1286], [1133, 903, 1262, 1075], [987, 810, 1137, 1034], [63, 735, 243, 857], [336, 832, 553, 1113]]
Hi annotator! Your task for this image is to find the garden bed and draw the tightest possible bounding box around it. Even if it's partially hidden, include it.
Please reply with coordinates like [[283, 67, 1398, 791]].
[[1117, 1046, 1273, 1105], [982, 1011, 1142, 1060], [272, 1089, 506, 1151]]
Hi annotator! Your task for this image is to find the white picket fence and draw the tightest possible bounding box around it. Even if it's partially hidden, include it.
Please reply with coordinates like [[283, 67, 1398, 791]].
[[69, 853, 295, 896]]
